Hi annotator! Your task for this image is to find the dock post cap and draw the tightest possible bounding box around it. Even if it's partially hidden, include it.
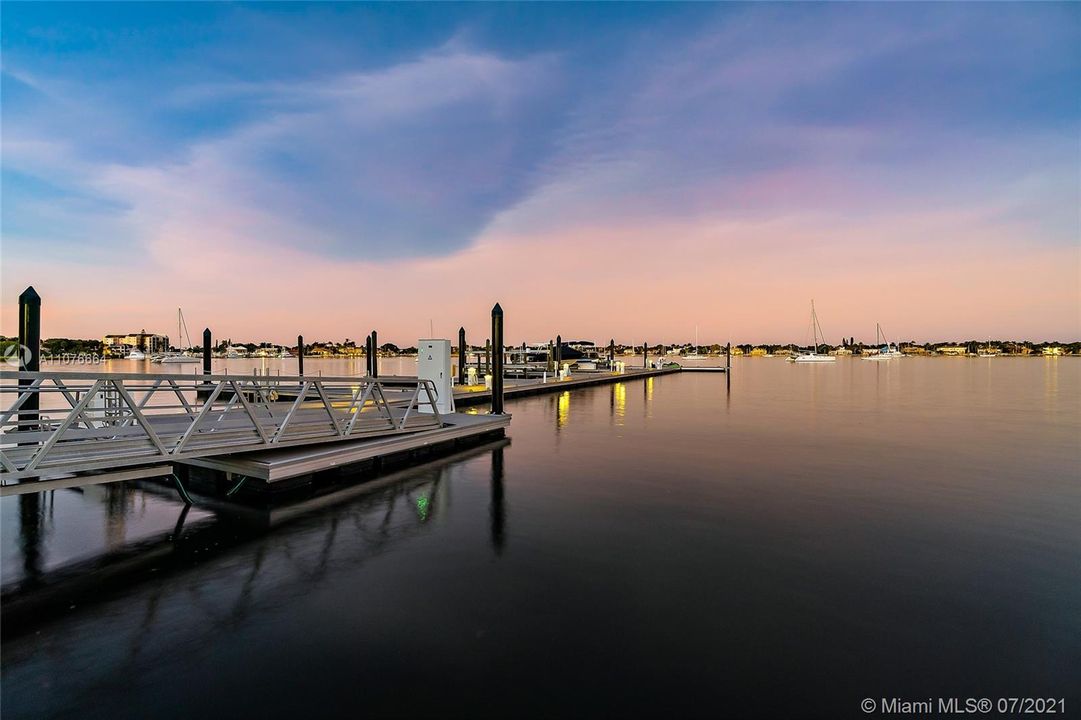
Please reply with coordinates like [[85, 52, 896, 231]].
[[492, 303, 503, 315], [19, 286, 41, 304]]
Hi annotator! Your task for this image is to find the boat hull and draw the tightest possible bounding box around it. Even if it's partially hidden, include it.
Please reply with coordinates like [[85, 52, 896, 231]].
[[788, 354, 836, 363]]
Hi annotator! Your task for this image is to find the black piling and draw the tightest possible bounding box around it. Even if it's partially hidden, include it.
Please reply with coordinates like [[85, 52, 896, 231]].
[[609, 339, 615, 366], [202, 329, 212, 375], [458, 327, 467, 385], [485, 339, 491, 375], [643, 341, 648, 369], [555, 335, 562, 369], [18, 287, 41, 433], [370, 330, 378, 378], [491, 304, 504, 415], [198, 328, 213, 400], [365, 335, 373, 375], [297, 335, 304, 377], [726, 342, 732, 388]]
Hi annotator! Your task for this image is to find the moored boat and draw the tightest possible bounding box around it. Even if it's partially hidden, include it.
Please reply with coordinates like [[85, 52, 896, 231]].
[[788, 300, 836, 364]]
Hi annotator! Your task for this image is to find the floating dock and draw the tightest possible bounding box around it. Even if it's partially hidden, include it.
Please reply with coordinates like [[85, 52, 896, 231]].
[[178, 411, 509, 486], [452, 365, 682, 407]]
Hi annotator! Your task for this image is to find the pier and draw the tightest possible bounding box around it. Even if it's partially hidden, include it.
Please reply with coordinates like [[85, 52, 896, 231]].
[[2, 289, 727, 500], [0, 370, 455, 494], [452, 365, 681, 407]]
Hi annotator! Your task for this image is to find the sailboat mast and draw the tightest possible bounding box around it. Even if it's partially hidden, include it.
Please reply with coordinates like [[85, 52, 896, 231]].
[[811, 300, 818, 354]]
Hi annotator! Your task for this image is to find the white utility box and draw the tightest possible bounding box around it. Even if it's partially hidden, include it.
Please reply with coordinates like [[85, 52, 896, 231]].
[[417, 339, 455, 414]]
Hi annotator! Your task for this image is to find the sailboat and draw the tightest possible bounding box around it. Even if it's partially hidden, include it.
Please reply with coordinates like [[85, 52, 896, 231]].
[[787, 300, 836, 363], [155, 308, 201, 363], [683, 325, 705, 359], [863, 323, 903, 360], [978, 339, 997, 358]]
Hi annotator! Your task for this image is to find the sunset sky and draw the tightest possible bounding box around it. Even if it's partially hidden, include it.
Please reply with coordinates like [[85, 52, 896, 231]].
[[2, 3, 1078, 346]]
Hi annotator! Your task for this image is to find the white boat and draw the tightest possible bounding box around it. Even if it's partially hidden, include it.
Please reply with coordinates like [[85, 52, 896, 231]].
[[158, 354, 200, 364], [788, 300, 836, 363], [978, 339, 997, 358], [683, 325, 705, 359], [154, 308, 201, 363], [863, 323, 903, 360], [127, 349, 147, 360]]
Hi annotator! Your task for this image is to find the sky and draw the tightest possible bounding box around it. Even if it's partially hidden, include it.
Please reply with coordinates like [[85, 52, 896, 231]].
[[1, 2, 1078, 346]]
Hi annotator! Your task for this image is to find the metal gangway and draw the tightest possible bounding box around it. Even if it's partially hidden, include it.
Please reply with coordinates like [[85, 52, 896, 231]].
[[0, 371, 444, 487]]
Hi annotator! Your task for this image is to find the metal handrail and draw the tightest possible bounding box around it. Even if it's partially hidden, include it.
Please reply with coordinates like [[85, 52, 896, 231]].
[[0, 371, 445, 483]]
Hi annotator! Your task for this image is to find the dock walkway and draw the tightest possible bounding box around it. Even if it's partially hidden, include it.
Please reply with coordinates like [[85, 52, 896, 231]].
[[453, 366, 682, 406]]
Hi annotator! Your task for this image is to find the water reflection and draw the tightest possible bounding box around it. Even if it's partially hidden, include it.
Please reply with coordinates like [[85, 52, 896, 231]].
[[644, 377, 652, 418], [3, 439, 511, 637], [490, 446, 505, 555], [4, 360, 1079, 720], [18, 494, 43, 584], [557, 390, 570, 430], [612, 383, 626, 425]]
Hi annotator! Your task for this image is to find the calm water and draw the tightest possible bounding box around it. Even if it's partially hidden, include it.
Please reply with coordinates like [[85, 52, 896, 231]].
[[2, 357, 1079, 718]]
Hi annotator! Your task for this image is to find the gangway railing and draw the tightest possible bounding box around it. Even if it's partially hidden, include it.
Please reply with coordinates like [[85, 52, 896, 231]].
[[0, 371, 444, 484]]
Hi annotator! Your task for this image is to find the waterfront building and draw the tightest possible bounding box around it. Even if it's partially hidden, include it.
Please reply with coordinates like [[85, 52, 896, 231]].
[[102, 330, 169, 357], [936, 346, 968, 356]]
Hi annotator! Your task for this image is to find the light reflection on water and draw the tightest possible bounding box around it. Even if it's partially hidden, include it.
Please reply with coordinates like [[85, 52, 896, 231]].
[[1, 357, 1079, 719]]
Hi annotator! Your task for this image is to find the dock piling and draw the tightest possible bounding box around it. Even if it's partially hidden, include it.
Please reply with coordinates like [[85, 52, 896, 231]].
[[485, 339, 491, 375], [643, 341, 648, 369], [203, 329, 212, 376], [726, 342, 732, 388], [371, 330, 378, 378], [458, 327, 467, 385], [297, 335, 304, 377], [18, 287, 41, 432], [198, 328, 213, 400], [491, 304, 504, 414]]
